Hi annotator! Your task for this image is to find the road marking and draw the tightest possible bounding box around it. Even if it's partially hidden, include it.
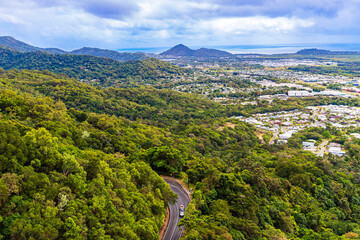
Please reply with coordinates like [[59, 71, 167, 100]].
[[163, 180, 191, 240], [168, 184, 191, 203], [169, 202, 179, 240]]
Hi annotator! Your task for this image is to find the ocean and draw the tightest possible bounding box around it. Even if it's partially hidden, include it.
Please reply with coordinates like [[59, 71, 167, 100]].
[[117, 43, 360, 54]]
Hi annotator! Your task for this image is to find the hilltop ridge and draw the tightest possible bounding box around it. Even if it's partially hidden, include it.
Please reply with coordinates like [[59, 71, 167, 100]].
[[0, 36, 147, 61], [160, 44, 233, 57]]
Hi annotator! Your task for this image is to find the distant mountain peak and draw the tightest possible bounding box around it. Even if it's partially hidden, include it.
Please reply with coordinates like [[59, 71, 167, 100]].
[[296, 48, 331, 55], [174, 44, 187, 47], [0, 36, 41, 52], [70, 47, 148, 61], [0, 36, 148, 61], [160, 44, 194, 56], [160, 44, 232, 58], [1, 36, 15, 40]]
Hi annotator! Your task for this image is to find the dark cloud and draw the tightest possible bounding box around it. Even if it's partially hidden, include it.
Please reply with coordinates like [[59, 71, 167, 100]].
[[81, 1, 139, 19], [189, 0, 343, 18], [24, 0, 139, 19]]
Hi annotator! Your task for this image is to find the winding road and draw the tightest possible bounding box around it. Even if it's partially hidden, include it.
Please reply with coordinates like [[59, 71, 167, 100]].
[[317, 140, 329, 157], [163, 179, 191, 240], [269, 130, 278, 145]]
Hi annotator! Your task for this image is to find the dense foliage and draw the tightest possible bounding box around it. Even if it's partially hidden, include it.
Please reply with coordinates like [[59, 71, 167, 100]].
[[0, 87, 178, 239], [1, 69, 360, 239], [0, 47, 186, 87], [3, 68, 360, 127], [70, 47, 148, 62]]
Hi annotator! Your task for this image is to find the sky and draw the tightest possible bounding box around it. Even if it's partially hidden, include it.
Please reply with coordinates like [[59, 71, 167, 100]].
[[0, 0, 360, 51]]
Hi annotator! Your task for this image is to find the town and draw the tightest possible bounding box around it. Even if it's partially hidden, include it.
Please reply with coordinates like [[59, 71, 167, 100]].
[[157, 56, 360, 159], [235, 104, 360, 157]]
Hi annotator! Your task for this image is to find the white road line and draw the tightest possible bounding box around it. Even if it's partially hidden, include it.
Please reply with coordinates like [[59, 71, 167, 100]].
[[163, 180, 191, 240], [168, 184, 190, 203], [169, 202, 179, 240], [173, 182, 191, 201]]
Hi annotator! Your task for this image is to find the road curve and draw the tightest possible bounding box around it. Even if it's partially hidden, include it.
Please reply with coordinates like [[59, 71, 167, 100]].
[[163, 179, 191, 240], [269, 130, 278, 145]]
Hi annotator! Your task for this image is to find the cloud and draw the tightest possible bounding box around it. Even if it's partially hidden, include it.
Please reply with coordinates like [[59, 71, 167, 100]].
[[0, 11, 26, 24], [199, 17, 314, 34], [0, 0, 359, 49], [80, 1, 139, 19]]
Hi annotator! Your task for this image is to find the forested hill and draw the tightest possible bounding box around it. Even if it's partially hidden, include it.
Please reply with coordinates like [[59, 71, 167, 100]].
[[0, 72, 179, 239], [70, 47, 148, 61], [0, 36, 148, 60], [0, 69, 220, 127], [1, 68, 360, 127], [0, 47, 187, 87], [0, 69, 256, 239], [2, 69, 360, 239], [160, 44, 233, 58]]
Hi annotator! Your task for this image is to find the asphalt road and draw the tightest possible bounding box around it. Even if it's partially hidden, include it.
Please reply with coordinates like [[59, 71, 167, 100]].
[[163, 179, 191, 240], [317, 140, 329, 157], [269, 130, 278, 145]]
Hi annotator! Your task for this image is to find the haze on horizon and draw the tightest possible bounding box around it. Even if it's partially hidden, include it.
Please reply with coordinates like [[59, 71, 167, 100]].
[[0, 0, 359, 51]]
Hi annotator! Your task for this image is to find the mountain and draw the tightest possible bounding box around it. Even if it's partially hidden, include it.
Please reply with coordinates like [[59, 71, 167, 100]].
[[70, 47, 147, 61], [160, 44, 194, 56], [160, 44, 233, 58], [0, 69, 179, 240], [0, 36, 148, 61], [296, 48, 332, 55], [296, 48, 360, 55], [0, 36, 42, 52], [43, 48, 68, 54], [0, 46, 186, 87]]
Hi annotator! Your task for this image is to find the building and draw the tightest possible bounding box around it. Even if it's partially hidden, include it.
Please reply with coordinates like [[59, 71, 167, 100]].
[[328, 147, 346, 156], [288, 91, 312, 97], [277, 140, 288, 145], [303, 142, 315, 148], [328, 143, 341, 148], [279, 131, 295, 140], [318, 115, 327, 121], [303, 146, 317, 153], [350, 133, 360, 139]]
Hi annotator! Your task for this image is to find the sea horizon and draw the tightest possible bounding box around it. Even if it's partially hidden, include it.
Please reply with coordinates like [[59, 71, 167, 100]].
[[117, 43, 360, 54]]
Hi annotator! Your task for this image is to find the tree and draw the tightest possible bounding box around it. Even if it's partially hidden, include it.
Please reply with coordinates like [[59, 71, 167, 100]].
[[63, 217, 82, 240]]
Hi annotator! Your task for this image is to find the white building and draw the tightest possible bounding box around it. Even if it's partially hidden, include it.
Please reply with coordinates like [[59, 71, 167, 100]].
[[277, 140, 288, 145], [288, 91, 312, 97], [350, 133, 360, 139], [303, 142, 315, 148], [318, 115, 327, 121], [279, 131, 295, 140], [303, 146, 317, 153], [328, 147, 346, 156]]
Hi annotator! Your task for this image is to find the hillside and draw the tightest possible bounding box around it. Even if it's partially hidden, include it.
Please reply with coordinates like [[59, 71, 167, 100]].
[[70, 47, 148, 61], [0, 36, 42, 52], [0, 72, 179, 240], [0, 36, 66, 54], [2, 69, 360, 239], [160, 44, 233, 58], [192, 47, 233, 57], [0, 36, 147, 61], [296, 48, 360, 55], [160, 44, 194, 56], [0, 47, 187, 87]]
